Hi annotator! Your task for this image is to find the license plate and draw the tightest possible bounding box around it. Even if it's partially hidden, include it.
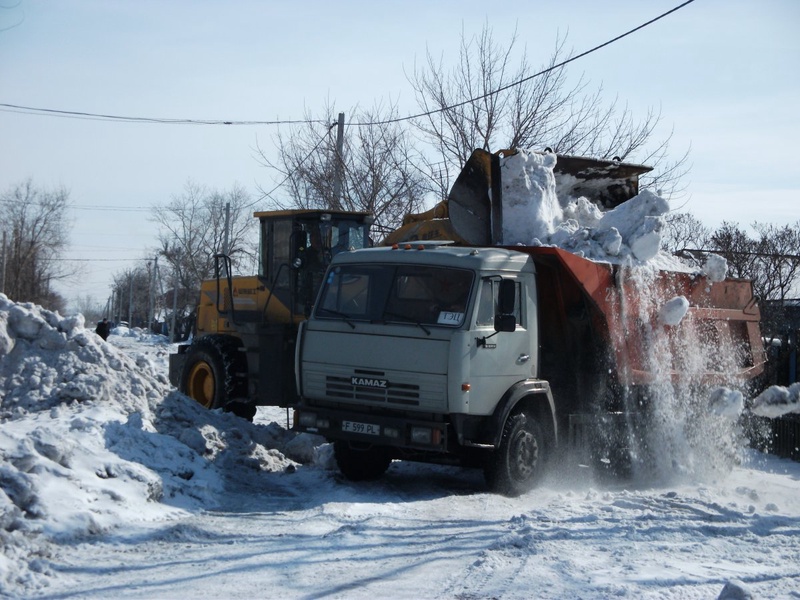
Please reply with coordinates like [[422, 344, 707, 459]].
[[342, 420, 380, 435]]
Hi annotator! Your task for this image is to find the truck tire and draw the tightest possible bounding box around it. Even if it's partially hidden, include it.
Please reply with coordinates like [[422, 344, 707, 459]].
[[485, 411, 545, 496], [334, 441, 392, 481], [179, 337, 253, 419]]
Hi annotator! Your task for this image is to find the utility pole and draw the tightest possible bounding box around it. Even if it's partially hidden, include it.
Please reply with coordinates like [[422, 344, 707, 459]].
[[222, 202, 231, 277], [148, 256, 157, 333], [127, 277, 133, 326], [170, 276, 178, 343], [170, 254, 180, 343], [0, 230, 6, 295], [332, 112, 345, 209]]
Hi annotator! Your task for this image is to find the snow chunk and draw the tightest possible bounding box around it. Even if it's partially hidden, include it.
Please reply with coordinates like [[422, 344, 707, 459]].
[[718, 579, 753, 600], [501, 149, 562, 244], [751, 383, 800, 418], [596, 189, 669, 262], [703, 253, 728, 282], [658, 296, 689, 326], [708, 387, 744, 420]]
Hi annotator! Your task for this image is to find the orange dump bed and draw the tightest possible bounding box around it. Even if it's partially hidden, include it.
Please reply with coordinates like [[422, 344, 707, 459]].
[[509, 246, 765, 387]]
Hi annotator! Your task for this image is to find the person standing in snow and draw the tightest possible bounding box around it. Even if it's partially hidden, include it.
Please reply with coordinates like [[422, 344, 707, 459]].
[[95, 318, 110, 341]]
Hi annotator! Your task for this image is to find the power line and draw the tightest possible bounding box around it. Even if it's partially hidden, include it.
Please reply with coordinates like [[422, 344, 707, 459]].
[[0, 1, 696, 130], [51, 257, 143, 262], [357, 0, 697, 126], [248, 124, 336, 209], [0, 198, 151, 212], [0, 103, 325, 126]]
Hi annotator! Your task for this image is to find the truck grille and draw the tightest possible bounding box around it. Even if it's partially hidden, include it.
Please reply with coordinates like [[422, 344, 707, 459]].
[[303, 365, 447, 412], [326, 374, 420, 406]]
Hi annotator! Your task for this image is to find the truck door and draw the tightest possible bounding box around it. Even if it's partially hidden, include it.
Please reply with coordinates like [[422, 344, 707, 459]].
[[468, 277, 535, 414]]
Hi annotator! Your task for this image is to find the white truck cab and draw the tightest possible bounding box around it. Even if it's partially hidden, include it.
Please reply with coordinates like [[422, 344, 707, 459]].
[[295, 243, 556, 495]]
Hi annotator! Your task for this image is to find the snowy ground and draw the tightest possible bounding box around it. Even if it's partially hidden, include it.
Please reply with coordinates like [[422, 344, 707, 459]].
[[1, 299, 800, 599]]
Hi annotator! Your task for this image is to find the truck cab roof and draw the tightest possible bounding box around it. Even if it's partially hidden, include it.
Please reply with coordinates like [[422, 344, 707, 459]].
[[331, 244, 536, 274]]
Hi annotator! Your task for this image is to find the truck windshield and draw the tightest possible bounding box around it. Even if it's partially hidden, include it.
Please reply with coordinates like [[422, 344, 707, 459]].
[[316, 264, 473, 328]]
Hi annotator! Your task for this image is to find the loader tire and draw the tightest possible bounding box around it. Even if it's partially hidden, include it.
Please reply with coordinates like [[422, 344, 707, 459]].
[[485, 411, 546, 497], [180, 337, 251, 418], [334, 441, 392, 481]]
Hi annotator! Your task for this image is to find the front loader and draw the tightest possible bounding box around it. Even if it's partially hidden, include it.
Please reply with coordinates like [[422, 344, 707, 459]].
[[168, 209, 372, 419]]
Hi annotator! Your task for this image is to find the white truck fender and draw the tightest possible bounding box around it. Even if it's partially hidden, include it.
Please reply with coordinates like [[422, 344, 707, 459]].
[[489, 380, 558, 448]]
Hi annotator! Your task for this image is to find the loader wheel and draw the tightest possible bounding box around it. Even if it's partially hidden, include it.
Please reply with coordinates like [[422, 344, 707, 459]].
[[180, 337, 251, 418], [334, 441, 392, 481], [485, 411, 546, 497]]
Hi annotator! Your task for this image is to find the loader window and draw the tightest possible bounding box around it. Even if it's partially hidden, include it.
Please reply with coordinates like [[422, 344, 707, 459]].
[[476, 279, 522, 327], [262, 219, 292, 291], [331, 222, 369, 255]]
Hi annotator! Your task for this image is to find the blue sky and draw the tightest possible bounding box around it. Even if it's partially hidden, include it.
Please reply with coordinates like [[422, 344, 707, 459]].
[[1, 0, 798, 306]]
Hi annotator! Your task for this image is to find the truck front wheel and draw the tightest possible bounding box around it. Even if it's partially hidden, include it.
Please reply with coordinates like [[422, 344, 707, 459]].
[[334, 441, 392, 481], [485, 412, 546, 496]]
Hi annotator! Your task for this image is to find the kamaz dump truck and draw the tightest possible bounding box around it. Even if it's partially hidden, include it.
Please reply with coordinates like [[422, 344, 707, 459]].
[[293, 150, 766, 495], [168, 209, 372, 419]]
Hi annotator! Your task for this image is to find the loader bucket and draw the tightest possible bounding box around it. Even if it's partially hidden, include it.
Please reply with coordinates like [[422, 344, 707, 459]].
[[553, 155, 652, 209], [447, 149, 500, 246], [382, 148, 653, 246]]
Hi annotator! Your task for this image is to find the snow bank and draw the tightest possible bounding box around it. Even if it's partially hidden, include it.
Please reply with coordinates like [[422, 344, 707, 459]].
[[0, 294, 303, 595]]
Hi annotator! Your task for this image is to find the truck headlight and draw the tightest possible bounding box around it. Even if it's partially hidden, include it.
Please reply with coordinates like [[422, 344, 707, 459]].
[[298, 412, 317, 428], [411, 427, 432, 444]]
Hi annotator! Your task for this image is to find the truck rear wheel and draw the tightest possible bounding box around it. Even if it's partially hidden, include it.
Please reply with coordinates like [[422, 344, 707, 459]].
[[485, 412, 545, 496], [334, 441, 392, 481], [180, 337, 253, 419]]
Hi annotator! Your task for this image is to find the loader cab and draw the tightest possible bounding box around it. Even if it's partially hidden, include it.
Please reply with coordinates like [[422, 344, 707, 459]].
[[256, 209, 373, 319]]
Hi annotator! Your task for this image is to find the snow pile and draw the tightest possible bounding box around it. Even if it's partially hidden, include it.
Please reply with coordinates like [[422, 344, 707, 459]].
[[0, 294, 303, 595], [501, 148, 670, 263], [0, 302, 798, 598], [501, 150, 562, 243]]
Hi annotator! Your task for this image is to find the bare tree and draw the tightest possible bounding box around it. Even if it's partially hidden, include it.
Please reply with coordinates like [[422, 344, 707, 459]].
[[257, 101, 429, 238], [710, 222, 761, 281], [661, 211, 711, 260], [110, 266, 149, 327], [70, 294, 104, 323], [751, 222, 800, 304], [408, 26, 690, 199], [710, 221, 800, 361], [151, 181, 257, 303], [0, 179, 72, 310]]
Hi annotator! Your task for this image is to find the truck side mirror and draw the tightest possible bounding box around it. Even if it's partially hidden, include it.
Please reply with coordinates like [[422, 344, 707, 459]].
[[494, 314, 516, 332]]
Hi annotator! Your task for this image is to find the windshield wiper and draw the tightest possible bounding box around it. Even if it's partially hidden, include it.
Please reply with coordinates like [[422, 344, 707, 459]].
[[383, 311, 431, 336], [317, 308, 356, 329]]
